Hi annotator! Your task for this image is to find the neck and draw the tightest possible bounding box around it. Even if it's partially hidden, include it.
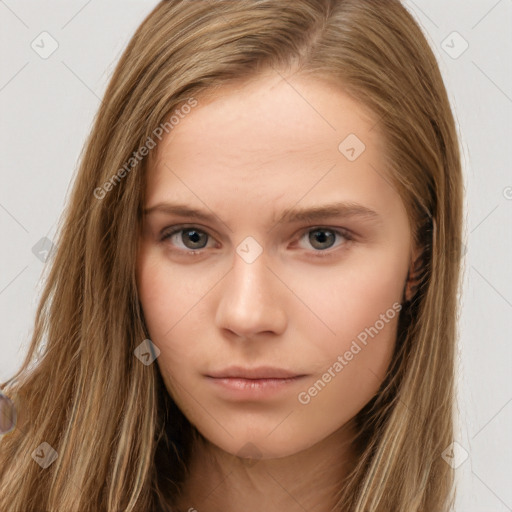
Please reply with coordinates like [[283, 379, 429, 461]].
[[175, 420, 358, 512]]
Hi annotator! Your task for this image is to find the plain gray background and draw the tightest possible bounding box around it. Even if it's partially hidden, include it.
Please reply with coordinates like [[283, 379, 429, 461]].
[[1, 1, 511, 510]]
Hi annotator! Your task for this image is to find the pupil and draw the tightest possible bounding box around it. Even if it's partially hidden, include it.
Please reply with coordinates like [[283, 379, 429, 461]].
[[310, 229, 334, 249], [184, 230, 206, 248]]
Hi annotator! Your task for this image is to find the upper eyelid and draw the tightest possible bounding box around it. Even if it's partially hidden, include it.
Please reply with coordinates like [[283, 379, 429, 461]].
[[160, 224, 352, 236]]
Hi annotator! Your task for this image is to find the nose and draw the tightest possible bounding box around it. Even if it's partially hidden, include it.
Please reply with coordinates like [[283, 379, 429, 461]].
[[214, 247, 287, 340]]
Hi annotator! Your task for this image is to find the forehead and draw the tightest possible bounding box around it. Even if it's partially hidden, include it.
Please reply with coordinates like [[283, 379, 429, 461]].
[[159, 72, 379, 163], [145, 72, 398, 223]]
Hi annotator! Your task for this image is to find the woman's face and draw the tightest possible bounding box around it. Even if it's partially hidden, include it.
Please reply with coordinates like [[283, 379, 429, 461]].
[[136, 71, 416, 459]]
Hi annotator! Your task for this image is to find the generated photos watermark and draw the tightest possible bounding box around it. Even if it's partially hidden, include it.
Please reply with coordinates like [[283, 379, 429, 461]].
[[94, 97, 198, 200], [297, 301, 402, 405]]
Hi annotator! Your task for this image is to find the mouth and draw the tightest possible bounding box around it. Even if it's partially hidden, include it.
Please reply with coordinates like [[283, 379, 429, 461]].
[[205, 365, 307, 380], [204, 366, 308, 400]]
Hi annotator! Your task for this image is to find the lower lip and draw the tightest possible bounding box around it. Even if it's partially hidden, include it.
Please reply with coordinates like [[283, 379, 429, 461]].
[[206, 376, 306, 400]]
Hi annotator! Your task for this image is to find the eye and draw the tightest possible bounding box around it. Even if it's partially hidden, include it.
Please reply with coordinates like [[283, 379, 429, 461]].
[[159, 225, 353, 258], [296, 227, 353, 256], [160, 226, 214, 254]]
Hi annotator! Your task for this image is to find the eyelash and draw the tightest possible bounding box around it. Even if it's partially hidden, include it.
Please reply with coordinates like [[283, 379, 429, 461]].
[[159, 225, 354, 259]]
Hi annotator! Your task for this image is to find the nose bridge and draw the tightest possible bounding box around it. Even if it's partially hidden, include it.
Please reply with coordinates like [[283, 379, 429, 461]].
[[231, 247, 269, 304], [215, 243, 286, 338]]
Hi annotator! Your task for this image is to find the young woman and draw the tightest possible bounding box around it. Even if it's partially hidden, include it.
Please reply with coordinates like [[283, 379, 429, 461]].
[[0, 1, 464, 510]]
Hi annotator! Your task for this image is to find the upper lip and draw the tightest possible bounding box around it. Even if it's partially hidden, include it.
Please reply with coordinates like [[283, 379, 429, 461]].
[[206, 366, 305, 379]]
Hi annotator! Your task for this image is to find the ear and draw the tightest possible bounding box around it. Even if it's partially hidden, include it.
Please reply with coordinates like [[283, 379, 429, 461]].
[[404, 243, 424, 303]]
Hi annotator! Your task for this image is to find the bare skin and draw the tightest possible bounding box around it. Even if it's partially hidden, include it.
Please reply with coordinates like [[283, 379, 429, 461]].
[[136, 69, 418, 512]]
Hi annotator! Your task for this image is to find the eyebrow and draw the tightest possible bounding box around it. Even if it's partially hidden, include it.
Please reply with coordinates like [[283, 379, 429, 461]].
[[143, 201, 382, 226]]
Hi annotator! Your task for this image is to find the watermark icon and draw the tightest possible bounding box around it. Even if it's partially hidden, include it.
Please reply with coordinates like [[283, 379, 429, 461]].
[[236, 441, 263, 468], [32, 237, 56, 263], [297, 302, 402, 405], [32, 442, 58, 469], [441, 441, 469, 469], [31, 31, 59, 59], [503, 186, 512, 200], [236, 236, 263, 264], [94, 98, 198, 200], [134, 338, 160, 365], [441, 31, 469, 60], [338, 133, 366, 161]]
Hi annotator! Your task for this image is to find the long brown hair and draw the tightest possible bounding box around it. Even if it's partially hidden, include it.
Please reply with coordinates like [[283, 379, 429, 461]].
[[0, 1, 463, 510]]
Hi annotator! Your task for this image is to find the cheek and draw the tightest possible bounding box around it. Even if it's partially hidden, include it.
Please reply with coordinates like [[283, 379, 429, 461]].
[[290, 252, 405, 409], [137, 260, 171, 335], [290, 249, 405, 349], [137, 247, 200, 338], [136, 250, 211, 387], [294, 320, 397, 441], [294, 285, 402, 428]]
